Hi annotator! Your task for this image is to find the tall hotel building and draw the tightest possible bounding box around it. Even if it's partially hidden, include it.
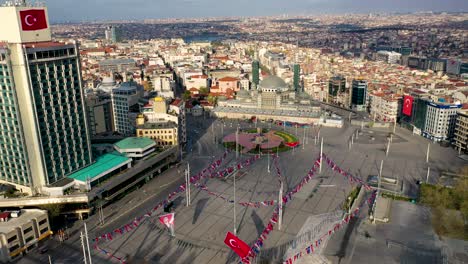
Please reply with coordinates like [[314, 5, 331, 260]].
[[0, 4, 92, 194]]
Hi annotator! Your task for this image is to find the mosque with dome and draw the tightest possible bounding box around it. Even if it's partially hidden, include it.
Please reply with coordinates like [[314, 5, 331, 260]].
[[213, 75, 337, 125]]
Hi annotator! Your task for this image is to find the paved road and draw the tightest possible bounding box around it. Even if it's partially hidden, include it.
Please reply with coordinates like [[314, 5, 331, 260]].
[[17, 115, 466, 264]]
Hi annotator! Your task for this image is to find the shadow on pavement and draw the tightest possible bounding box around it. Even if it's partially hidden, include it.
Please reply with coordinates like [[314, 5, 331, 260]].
[[192, 198, 209, 224], [251, 210, 265, 237]]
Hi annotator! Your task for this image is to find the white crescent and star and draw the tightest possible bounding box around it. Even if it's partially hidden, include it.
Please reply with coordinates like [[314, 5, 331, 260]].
[[229, 239, 239, 248], [24, 15, 37, 26], [404, 98, 411, 107]]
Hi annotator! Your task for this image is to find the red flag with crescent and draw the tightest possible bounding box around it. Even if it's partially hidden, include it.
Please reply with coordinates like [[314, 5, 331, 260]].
[[158, 213, 174, 229], [20, 9, 48, 31], [224, 232, 251, 258], [402, 95, 413, 116]]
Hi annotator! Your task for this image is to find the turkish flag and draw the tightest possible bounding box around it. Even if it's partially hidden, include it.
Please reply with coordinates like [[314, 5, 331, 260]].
[[224, 232, 251, 258], [402, 95, 413, 116], [158, 213, 174, 229], [20, 9, 48, 31]]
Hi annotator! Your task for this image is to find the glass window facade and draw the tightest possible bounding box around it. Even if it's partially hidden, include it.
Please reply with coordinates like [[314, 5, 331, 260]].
[[0, 54, 31, 186], [28, 47, 92, 184]]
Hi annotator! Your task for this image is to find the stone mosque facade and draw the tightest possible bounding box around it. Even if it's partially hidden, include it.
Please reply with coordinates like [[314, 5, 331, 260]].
[[217, 75, 318, 112]]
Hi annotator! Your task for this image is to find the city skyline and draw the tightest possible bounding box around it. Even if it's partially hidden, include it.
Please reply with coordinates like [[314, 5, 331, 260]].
[[44, 0, 468, 22]]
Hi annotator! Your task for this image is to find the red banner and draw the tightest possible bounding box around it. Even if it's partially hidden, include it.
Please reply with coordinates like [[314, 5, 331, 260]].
[[20, 9, 48, 31], [402, 95, 413, 116], [224, 232, 251, 258]]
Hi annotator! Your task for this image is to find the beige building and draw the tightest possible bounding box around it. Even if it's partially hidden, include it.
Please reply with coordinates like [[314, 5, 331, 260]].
[[136, 114, 178, 146], [454, 110, 468, 154], [369, 93, 400, 123], [0, 209, 51, 262]]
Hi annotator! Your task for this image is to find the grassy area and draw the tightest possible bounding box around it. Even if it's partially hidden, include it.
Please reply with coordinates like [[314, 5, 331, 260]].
[[245, 128, 269, 133], [343, 186, 361, 211], [382, 192, 413, 202], [223, 142, 244, 151], [274, 131, 298, 143], [419, 177, 468, 240]]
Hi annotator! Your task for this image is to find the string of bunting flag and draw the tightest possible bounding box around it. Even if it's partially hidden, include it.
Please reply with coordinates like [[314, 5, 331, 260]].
[[282, 190, 377, 264], [244, 153, 376, 263], [93, 150, 231, 245], [192, 154, 261, 182], [322, 153, 373, 191], [193, 182, 277, 208], [244, 156, 322, 262], [94, 244, 126, 263], [191, 155, 282, 208]]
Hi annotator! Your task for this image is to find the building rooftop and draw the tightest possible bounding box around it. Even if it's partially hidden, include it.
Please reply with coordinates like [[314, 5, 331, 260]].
[[260, 75, 287, 89], [114, 137, 156, 150], [137, 121, 177, 130], [99, 58, 135, 66], [0, 209, 47, 234], [67, 152, 131, 182], [23, 41, 73, 49]]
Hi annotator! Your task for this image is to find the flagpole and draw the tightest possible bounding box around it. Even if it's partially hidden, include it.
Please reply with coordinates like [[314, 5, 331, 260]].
[[188, 163, 191, 206], [426, 143, 430, 163], [84, 223, 92, 264], [426, 166, 430, 183], [267, 152, 270, 173], [319, 137, 323, 173], [386, 137, 390, 156], [170, 222, 175, 237], [233, 167, 237, 236], [302, 126, 305, 150], [80, 232, 88, 264], [278, 181, 283, 230], [185, 166, 189, 207], [372, 160, 384, 222], [236, 127, 239, 159]]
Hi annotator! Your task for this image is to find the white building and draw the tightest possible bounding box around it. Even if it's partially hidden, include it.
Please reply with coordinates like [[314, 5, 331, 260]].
[[423, 101, 461, 142], [111, 81, 144, 135], [0, 209, 51, 262], [369, 93, 400, 123], [376, 51, 402, 64]]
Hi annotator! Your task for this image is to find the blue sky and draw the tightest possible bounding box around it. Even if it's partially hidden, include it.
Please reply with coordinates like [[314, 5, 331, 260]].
[[44, 0, 468, 22]]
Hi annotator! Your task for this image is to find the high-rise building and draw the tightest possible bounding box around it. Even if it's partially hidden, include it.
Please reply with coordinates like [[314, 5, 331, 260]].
[[423, 101, 461, 142], [328, 76, 346, 104], [252, 60, 260, 89], [351, 79, 367, 111], [0, 4, 92, 194], [104, 26, 121, 43], [293, 64, 300, 92], [111, 26, 121, 43], [111, 81, 144, 136], [454, 110, 468, 154]]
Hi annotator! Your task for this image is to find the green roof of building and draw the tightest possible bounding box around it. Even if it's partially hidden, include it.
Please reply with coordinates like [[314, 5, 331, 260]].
[[67, 152, 131, 182], [114, 137, 156, 150]]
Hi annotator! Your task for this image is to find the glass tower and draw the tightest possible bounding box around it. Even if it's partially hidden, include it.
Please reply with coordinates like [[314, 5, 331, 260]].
[[351, 79, 367, 111], [0, 5, 92, 193]]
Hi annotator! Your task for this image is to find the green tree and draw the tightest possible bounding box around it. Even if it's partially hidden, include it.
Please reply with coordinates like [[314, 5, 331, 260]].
[[199, 87, 209, 94], [207, 95, 217, 105], [182, 90, 191, 100]]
